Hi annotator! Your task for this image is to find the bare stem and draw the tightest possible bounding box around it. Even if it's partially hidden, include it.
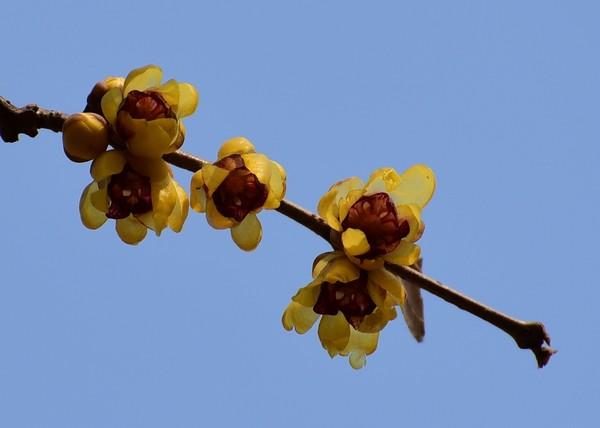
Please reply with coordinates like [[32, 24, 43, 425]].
[[0, 97, 556, 367]]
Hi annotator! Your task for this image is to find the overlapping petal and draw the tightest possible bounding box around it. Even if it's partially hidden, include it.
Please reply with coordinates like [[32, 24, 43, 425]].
[[189, 137, 286, 251]]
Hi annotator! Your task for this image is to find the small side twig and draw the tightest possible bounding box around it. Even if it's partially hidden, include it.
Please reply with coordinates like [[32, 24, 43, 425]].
[[0, 96, 66, 142], [0, 96, 556, 367]]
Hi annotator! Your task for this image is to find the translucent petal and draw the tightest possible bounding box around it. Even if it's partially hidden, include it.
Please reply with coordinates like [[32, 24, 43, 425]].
[[341, 228, 371, 256], [312, 251, 343, 278], [151, 178, 177, 235], [343, 328, 379, 369], [176, 82, 199, 118], [206, 199, 235, 229], [369, 268, 406, 304], [263, 160, 286, 209], [123, 65, 163, 95], [396, 204, 424, 242], [100, 87, 123, 126], [337, 189, 365, 225], [218, 137, 256, 159], [115, 215, 147, 245], [230, 213, 262, 251], [190, 171, 207, 212], [349, 352, 367, 369], [79, 182, 107, 229], [125, 155, 171, 182], [119, 112, 178, 158], [318, 313, 351, 357], [384, 241, 421, 267], [390, 164, 436, 208], [90, 185, 108, 212], [365, 167, 402, 194], [168, 181, 189, 233], [242, 153, 271, 185], [319, 256, 360, 284], [202, 164, 229, 195], [317, 177, 363, 231], [155, 79, 179, 108], [90, 150, 126, 182], [282, 302, 319, 334], [292, 281, 322, 307]]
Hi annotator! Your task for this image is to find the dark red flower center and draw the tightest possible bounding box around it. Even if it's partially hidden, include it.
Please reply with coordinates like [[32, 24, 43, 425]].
[[211, 154, 268, 222], [341, 192, 409, 257], [120, 90, 175, 121], [106, 167, 153, 219], [313, 272, 376, 329]]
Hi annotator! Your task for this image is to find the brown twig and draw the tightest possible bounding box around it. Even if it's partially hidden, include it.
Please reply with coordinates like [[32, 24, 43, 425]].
[[0, 97, 556, 367]]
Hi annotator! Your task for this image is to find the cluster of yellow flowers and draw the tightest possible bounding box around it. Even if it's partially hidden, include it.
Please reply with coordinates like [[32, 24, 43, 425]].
[[62, 65, 435, 368]]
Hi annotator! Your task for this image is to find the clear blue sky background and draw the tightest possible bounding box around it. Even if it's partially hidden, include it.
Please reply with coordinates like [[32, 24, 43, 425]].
[[1, 1, 598, 427]]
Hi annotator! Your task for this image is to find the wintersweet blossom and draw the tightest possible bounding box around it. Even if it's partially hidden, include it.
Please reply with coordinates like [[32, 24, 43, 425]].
[[62, 112, 111, 162], [282, 251, 413, 369], [190, 137, 286, 251], [318, 166, 435, 270], [79, 150, 188, 245], [100, 65, 198, 158]]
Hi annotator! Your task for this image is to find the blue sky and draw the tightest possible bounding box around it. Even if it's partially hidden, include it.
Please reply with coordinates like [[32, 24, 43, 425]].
[[1, 1, 598, 427]]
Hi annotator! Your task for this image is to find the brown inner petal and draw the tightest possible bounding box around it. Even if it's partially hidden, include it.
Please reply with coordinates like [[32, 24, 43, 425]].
[[212, 155, 268, 222], [106, 167, 153, 219], [342, 192, 409, 257], [120, 90, 175, 121], [313, 272, 376, 329]]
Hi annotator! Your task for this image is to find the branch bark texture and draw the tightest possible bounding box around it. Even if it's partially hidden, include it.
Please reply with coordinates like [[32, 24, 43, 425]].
[[0, 96, 556, 367]]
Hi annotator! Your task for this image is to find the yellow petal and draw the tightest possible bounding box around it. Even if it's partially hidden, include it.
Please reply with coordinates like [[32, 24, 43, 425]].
[[202, 164, 229, 196], [318, 313, 351, 357], [206, 199, 235, 229], [90, 185, 108, 212], [79, 182, 107, 229], [155, 79, 179, 108], [176, 82, 199, 118], [390, 164, 436, 208], [318, 256, 361, 284], [341, 228, 371, 257], [123, 65, 163, 95], [282, 301, 319, 334], [90, 150, 127, 182], [263, 160, 286, 209], [115, 215, 147, 245], [190, 171, 207, 212], [292, 281, 322, 307], [151, 178, 177, 235], [100, 87, 123, 126], [343, 329, 379, 369], [241, 153, 271, 185], [118, 112, 178, 158], [317, 177, 364, 231], [312, 251, 344, 278], [396, 204, 424, 242], [218, 137, 255, 159], [337, 189, 365, 225], [369, 268, 406, 304], [168, 181, 189, 233], [365, 167, 402, 194], [125, 155, 171, 182], [384, 241, 421, 267], [230, 213, 262, 251]]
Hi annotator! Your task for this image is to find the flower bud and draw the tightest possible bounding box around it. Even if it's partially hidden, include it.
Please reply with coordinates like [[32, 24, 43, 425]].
[[84, 76, 124, 115], [62, 113, 111, 162]]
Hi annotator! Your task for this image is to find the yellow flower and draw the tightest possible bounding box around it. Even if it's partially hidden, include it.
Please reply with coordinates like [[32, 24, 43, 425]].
[[318, 165, 435, 270], [100, 65, 199, 158], [189, 137, 286, 251], [62, 112, 111, 162], [79, 150, 189, 245], [282, 251, 410, 369]]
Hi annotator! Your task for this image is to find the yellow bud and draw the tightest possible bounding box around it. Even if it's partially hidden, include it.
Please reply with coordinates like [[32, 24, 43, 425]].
[[62, 113, 110, 162], [217, 137, 256, 160], [84, 76, 125, 115]]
